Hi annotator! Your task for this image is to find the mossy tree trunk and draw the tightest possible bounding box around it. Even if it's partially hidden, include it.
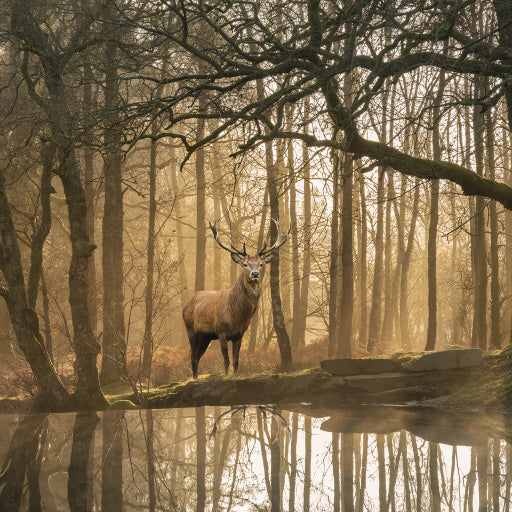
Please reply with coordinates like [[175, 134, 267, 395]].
[[11, 2, 106, 408]]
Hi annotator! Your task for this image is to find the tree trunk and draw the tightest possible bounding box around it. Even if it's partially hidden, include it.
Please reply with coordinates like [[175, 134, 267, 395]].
[[142, 132, 158, 378], [400, 180, 420, 350], [7, 6, 106, 406], [381, 171, 394, 346], [248, 189, 269, 353], [328, 145, 340, 356], [359, 174, 368, 350], [425, 62, 447, 351], [472, 75, 488, 350], [169, 145, 190, 347], [367, 170, 385, 352], [101, 9, 128, 384], [257, 79, 292, 368], [27, 142, 55, 310], [195, 107, 206, 293], [142, 56, 168, 377], [83, 64, 97, 338], [291, 98, 311, 348], [486, 104, 501, 349], [290, 119, 301, 350], [337, 151, 353, 357]]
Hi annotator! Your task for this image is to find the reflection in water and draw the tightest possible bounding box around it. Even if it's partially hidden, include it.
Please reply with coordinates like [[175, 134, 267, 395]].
[[68, 412, 98, 512], [0, 406, 511, 510]]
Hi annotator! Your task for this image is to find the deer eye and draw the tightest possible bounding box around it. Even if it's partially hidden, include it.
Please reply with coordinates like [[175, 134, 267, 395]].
[[260, 263, 263, 267], [243, 263, 247, 267]]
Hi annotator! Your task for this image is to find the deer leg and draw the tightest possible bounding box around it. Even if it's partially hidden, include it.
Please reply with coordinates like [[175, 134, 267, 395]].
[[232, 337, 242, 376], [189, 335, 200, 379], [190, 335, 210, 379], [220, 337, 230, 375]]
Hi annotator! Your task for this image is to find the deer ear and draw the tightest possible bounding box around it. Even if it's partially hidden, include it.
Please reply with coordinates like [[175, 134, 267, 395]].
[[231, 253, 245, 265], [261, 252, 275, 264]]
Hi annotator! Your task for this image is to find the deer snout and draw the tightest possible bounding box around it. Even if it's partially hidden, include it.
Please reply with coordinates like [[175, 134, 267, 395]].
[[250, 270, 260, 279]]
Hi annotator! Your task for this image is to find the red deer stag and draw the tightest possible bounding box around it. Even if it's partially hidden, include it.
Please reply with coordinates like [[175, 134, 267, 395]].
[[183, 219, 290, 379]]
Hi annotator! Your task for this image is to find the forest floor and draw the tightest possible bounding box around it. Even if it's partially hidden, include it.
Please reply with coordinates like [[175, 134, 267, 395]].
[[0, 337, 509, 414]]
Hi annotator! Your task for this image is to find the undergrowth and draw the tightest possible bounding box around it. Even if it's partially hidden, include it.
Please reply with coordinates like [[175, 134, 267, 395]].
[[0, 335, 373, 399]]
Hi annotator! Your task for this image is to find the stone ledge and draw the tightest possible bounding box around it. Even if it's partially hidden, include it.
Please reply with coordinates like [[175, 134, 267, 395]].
[[321, 358, 401, 376]]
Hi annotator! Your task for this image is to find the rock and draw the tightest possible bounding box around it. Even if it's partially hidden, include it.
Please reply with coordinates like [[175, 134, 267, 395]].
[[343, 372, 425, 393], [321, 358, 402, 376], [402, 349, 482, 372]]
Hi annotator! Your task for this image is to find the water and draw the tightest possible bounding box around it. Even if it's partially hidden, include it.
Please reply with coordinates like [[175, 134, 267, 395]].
[[0, 404, 510, 511]]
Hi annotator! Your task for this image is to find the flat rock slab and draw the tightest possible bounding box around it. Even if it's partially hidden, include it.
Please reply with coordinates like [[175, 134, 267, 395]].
[[402, 348, 482, 372], [321, 358, 401, 376]]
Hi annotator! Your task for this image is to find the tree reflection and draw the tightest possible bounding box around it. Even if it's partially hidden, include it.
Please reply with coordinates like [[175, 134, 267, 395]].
[[102, 410, 123, 512], [195, 407, 206, 512], [0, 415, 47, 512], [68, 412, 99, 512], [0, 406, 509, 511]]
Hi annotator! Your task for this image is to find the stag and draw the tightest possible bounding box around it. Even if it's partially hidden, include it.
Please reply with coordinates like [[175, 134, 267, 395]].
[[183, 219, 290, 379]]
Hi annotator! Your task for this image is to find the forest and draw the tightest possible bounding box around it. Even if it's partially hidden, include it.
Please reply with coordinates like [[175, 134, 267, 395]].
[[1, 0, 512, 411]]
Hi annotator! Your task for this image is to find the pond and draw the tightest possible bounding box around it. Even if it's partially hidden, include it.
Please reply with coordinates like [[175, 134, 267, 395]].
[[0, 404, 510, 511]]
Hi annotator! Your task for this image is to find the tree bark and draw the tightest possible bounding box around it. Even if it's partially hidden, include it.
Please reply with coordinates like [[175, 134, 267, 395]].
[[294, 99, 312, 348], [367, 170, 385, 353], [27, 142, 55, 311], [83, 64, 97, 338], [359, 174, 368, 350], [472, 75, 488, 350], [328, 145, 340, 356], [337, 151, 353, 357], [425, 62, 447, 351], [101, 8, 128, 384], [142, 58, 168, 377], [169, 145, 190, 348], [195, 104, 206, 293], [400, 180, 420, 350], [142, 133, 158, 378], [381, 171, 394, 346], [257, 79, 293, 368], [486, 104, 501, 349]]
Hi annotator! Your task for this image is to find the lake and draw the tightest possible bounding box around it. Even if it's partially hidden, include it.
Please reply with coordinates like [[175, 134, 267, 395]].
[[0, 405, 510, 511]]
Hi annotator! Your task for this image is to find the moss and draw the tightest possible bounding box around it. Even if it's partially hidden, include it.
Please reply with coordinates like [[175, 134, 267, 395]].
[[102, 382, 133, 397], [107, 399, 139, 411]]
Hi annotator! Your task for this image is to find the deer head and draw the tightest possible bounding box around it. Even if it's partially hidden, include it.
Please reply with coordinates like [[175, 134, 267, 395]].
[[209, 219, 290, 283]]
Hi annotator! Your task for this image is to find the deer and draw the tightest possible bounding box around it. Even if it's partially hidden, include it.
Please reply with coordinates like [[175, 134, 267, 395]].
[[183, 219, 290, 379]]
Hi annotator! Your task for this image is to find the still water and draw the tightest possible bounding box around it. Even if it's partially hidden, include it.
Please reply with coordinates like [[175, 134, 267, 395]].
[[0, 405, 510, 511]]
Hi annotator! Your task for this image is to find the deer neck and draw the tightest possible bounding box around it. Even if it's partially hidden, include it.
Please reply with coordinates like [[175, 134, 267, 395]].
[[232, 272, 260, 304]]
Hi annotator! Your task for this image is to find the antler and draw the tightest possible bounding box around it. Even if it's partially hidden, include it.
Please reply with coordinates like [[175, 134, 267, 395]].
[[258, 218, 291, 257], [209, 219, 247, 256]]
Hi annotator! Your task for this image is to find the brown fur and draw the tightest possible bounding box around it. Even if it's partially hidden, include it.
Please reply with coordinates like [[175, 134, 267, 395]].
[[183, 255, 263, 378]]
